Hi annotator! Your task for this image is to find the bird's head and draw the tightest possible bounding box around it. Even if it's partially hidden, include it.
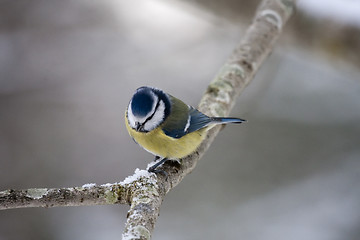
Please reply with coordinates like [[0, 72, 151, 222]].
[[127, 86, 171, 132]]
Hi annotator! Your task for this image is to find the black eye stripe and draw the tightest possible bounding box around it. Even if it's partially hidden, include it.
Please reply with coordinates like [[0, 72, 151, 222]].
[[143, 99, 161, 125]]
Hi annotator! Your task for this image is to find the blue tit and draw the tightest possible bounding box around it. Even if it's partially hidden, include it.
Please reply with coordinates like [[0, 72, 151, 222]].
[[125, 86, 246, 172]]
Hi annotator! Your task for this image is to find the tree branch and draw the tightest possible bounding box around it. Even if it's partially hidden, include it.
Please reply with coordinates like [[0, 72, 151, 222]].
[[0, 0, 295, 239], [123, 1, 296, 238], [0, 170, 155, 210]]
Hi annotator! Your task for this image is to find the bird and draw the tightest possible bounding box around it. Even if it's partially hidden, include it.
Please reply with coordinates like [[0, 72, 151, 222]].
[[125, 86, 246, 173]]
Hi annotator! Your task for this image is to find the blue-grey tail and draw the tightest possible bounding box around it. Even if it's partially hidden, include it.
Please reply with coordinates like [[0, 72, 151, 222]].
[[211, 117, 247, 124]]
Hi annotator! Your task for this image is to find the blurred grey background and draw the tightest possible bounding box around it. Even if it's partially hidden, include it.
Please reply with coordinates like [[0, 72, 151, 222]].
[[1, 0, 360, 239]]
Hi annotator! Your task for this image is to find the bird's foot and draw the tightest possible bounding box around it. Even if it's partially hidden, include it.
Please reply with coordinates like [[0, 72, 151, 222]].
[[148, 157, 169, 177]]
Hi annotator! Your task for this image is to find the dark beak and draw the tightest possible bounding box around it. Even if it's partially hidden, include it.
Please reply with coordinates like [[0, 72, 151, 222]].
[[136, 122, 143, 131]]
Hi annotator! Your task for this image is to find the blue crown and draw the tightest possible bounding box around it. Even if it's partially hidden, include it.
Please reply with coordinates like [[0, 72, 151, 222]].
[[131, 87, 155, 117]]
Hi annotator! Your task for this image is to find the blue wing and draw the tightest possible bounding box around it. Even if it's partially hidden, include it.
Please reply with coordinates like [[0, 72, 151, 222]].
[[185, 107, 212, 134], [161, 95, 245, 139], [162, 106, 212, 139]]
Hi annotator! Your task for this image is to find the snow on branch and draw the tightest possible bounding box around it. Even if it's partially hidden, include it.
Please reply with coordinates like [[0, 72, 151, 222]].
[[0, 0, 295, 239], [0, 169, 155, 210]]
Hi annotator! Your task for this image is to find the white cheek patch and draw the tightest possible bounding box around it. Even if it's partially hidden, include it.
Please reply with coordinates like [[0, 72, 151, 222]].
[[143, 100, 165, 131], [127, 101, 137, 129], [146, 91, 159, 119]]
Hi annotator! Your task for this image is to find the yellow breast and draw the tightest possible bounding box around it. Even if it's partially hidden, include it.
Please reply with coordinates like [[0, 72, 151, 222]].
[[125, 115, 206, 159]]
